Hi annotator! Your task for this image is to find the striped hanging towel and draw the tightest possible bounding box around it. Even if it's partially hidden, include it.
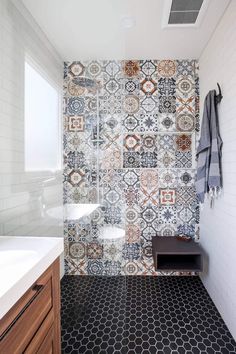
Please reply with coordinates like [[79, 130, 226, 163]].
[[196, 90, 223, 206]]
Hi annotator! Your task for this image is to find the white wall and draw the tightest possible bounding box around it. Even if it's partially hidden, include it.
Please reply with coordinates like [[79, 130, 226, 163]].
[[0, 0, 63, 239], [199, 0, 236, 340]]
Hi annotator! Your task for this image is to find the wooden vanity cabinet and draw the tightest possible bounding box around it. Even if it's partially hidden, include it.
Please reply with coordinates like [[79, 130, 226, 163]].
[[0, 258, 61, 354]]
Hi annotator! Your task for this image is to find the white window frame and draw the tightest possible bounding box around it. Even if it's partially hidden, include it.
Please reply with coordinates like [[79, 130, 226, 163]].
[[24, 55, 62, 173]]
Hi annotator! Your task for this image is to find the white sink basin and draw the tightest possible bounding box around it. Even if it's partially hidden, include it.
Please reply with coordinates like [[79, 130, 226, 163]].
[[0, 236, 63, 319]]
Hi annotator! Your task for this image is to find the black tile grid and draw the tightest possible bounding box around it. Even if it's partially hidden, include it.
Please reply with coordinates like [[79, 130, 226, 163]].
[[61, 276, 236, 354]]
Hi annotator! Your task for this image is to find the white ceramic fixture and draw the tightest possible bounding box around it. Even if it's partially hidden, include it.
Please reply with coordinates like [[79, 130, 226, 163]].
[[0, 236, 64, 319]]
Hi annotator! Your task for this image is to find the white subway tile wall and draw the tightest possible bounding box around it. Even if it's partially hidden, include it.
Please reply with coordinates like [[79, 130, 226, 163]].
[[199, 0, 236, 340], [0, 0, 63, 237]]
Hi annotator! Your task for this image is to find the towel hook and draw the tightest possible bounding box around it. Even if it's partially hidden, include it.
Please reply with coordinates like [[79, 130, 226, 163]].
[[215, 83, 223, 103]]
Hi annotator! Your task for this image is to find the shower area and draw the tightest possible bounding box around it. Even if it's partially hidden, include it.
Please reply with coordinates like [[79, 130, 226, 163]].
[[63, 59, 199, 276]]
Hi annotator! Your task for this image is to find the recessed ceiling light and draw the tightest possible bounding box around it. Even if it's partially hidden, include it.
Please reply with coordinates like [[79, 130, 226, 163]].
[[121, 16, 136, 29]]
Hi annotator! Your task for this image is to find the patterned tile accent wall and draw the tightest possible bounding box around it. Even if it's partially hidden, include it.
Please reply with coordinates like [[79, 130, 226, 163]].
[[63, 60, 200, 275]]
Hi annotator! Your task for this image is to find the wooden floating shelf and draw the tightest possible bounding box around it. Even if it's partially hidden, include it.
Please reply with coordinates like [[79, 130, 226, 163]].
[[152, 236, 203, 272]]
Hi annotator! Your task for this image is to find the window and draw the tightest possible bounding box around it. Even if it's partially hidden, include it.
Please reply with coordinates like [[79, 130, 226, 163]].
[[24, 60, 61, 172]]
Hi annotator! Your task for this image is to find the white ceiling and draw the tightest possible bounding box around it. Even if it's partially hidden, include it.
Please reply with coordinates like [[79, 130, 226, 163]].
[[21, 0, 230, 60]]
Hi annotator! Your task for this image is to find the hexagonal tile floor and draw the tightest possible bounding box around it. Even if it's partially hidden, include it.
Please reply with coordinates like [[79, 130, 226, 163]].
[[61, 276, 236, 354]]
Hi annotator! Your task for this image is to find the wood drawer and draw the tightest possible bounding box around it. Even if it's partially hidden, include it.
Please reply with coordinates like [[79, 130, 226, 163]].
[[0, 260, 60, 354], [24, 309, 54, 354]]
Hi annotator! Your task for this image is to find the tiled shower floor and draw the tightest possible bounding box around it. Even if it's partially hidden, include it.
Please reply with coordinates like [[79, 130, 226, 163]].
[[61, 276, 236, 354]]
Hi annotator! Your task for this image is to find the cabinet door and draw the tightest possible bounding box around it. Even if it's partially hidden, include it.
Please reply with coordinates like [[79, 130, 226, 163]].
[[37, 326, 54, 354], [0, 259, 60, 354], [25, 310, 60, 354]]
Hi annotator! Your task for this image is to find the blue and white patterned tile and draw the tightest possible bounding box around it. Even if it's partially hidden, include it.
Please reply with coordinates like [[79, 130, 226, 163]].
[[140, 151, 158, 168], [176, 223, 195, 238], [159, 206, 177, 225], [159, 95, 176, 114], [68, 241, 86, 261], [87, 260, 104, 275], [176, 113, 195, 132], [140, 60, 157, 78], [158, 224, 177, 237], [125, 206, 140, 225], [122, 261, 142, 275], [122, 243, 141, 261], [176, 186, 198, 207], [123, 152, 140, 168], [123, 114, 140, 132], [176, 75, 195, 98], [175, 151, 192, 168], [124, 185, 140, 207], [65, 97, 86, 116], [64, 222, 77, 242], [139, 111, 159, 132], [123, 94, 140, 115], [103, 240, 124, 262], [122, 78, 140, 95], [158, 113, 176, 132], [140, 95, 158, 116], [100, 113, 122, 133], [157, 149, 176, 169], [64, 150, 87, 170], [90, 207, 104, 225], [140, 239, 153, 260], [123, 169, 140, 188], [85, 60, 103, 79], [100, 92, 123, 115], [141, 205, 158, 227], [158, 169, 178, 188], [103, 60, 122, 80], [140, 133, 158, 152], [103, 205, 123, 225], [100, 148, 122, 169], [176, 205, 196, 224], [178, 169, 196, 187], [158, 78, 176, 96], [159, 133, 175, 151], [103, 260, 122, 276], [176, 60, 197, 77]]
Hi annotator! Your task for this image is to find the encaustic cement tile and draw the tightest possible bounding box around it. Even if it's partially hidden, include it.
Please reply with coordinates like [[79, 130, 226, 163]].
[[63, 60, 199, 275]]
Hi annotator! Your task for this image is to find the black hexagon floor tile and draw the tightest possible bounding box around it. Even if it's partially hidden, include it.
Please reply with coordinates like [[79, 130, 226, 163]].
[[61, 276, 236, 353]]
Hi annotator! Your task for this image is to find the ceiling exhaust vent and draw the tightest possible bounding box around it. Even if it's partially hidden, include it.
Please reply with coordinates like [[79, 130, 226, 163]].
[[162, 0, 209, 28], [169, 0, 203, 24]]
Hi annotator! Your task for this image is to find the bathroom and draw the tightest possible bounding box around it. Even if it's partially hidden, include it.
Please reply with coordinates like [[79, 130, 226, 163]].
[[0, 0, 236, 352]]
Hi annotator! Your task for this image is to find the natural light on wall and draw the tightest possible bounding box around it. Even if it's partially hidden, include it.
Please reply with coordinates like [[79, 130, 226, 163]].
[[24, 60, 61, 172]]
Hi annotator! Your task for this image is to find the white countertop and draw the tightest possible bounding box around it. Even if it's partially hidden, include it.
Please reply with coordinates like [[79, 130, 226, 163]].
[[0, 236, 64, 319]]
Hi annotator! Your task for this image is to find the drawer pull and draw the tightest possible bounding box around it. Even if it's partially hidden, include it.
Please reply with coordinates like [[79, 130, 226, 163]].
[[0, 284, 44, 341], [32, 284, 44, 293]]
